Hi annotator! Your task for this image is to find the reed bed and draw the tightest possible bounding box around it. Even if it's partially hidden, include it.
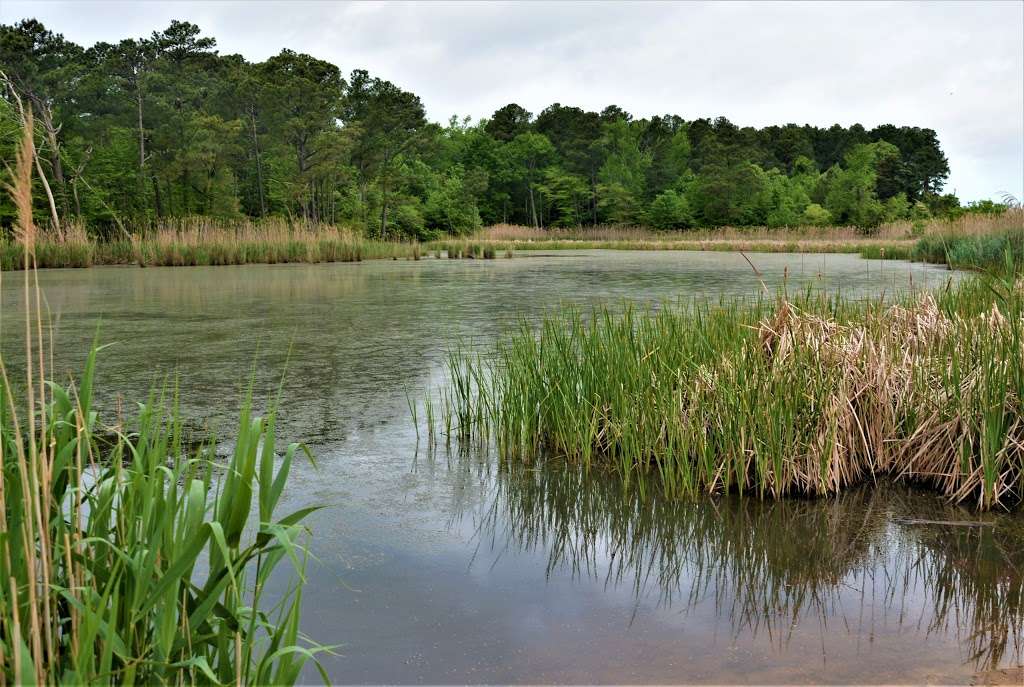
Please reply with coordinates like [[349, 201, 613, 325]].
[[0, 216, 420, 270], [913, 228, 1024, 271], [434, 236, 917, 257], [441, 274, 1024, 510], [428, 240, 502, 260], [1, 115, 327, 684], [462, 212, 1023, 265], [480, 211, 1023, 243]]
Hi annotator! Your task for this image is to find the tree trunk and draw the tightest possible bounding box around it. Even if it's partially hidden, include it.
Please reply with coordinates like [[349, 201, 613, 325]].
[[71, 178, 81, 217], [36, 105, 68, 218], [251, 109, 266, 216], [380, 179, 388, 239], [34, 153, 61, 232], [151, 175, 164, 217], [528, 182, 538, 228], [137, 88, 146, 172]]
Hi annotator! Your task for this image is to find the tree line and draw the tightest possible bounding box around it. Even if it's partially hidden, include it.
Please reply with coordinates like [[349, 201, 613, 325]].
[[0, 18, 993, 240]]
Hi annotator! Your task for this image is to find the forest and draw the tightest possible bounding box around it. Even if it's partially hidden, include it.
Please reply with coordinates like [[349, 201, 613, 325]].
[[0, 18, 995, 240]]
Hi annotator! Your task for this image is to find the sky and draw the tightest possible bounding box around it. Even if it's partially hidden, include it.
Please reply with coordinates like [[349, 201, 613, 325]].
[[3, 0, 1022, 202]]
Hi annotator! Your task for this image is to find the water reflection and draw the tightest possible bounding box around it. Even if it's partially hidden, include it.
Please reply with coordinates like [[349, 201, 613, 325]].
[[455, 456, 1024, 674]]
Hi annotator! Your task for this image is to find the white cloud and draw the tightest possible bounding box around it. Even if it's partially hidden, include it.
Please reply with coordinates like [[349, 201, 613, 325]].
[[3, 0, 1021, 201]]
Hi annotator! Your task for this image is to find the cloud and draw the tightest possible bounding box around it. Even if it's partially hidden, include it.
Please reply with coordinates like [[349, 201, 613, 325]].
[[2, 0, 1021, 200]]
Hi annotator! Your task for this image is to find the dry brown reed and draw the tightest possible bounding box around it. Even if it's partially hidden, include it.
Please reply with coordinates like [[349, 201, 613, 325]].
[[480, 210, 1022, 244]]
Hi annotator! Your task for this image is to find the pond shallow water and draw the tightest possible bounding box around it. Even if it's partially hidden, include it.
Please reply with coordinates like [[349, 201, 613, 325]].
[[3, 250, 1021, 684]]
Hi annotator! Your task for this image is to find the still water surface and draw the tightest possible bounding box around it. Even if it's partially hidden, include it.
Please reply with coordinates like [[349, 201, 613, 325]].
[[3, 250, 1020, 684]]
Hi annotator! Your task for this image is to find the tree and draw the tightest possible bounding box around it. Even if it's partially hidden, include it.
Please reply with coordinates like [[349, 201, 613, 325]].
[[507, 132, 555, 228], [689, 162, 768, 226], [485, 103, 532, 142], [344, 70, 427, 236], [823, 141, 899, 229], [258, 50, 344, 219], [763, 169, 811, 228], [802, 203, 832, 226], [538, 167, 589, 228], [424, 164, 483, 236], [0, 18, 84, 219], [596, 118, 650, 224], [645, 190, 692, 230], [642, 117, 690, 197]]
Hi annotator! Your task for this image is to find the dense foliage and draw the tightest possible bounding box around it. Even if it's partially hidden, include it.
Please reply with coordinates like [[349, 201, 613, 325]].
[[0, 17, 998, 239]]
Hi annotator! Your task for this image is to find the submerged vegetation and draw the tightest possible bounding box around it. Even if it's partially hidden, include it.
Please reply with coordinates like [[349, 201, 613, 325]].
[[441, 272, 1024, 511], [1, 115, 325, 684]]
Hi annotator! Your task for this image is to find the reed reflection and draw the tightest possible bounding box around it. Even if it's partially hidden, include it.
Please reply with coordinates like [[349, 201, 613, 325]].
[[456, 456, 1024, 672]]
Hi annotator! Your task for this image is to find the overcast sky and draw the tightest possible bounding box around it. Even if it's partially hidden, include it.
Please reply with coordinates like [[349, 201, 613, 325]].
[[3, 1, 1022, 202]]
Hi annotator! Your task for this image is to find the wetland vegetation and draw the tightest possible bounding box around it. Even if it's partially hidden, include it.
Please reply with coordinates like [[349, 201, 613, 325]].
[[1, 10, 1023, 686], [441, 266, 1023, 510]]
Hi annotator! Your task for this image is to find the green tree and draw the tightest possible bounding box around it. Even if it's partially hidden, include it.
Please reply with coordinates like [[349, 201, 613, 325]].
[[823, 141, 899, 229], [596, 118, 650, 224], [507, 132, 555, 228], [485, 103, 532, 142], [802, 203, 832, 226], [645, 189, 692, 230], [344, 70, 428, 236], [689, 162, 768, 226]]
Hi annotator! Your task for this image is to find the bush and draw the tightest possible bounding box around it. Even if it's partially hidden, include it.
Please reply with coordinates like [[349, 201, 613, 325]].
[[645, 190, 693, 230], [801, 203, 832, 226]]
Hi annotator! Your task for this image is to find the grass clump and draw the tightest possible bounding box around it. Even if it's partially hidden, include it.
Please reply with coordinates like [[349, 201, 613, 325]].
[[442, 274, 1024, 510], [912, 229, 1023, 271]]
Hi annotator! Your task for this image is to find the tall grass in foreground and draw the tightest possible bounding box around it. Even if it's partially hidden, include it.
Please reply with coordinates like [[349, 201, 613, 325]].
[[441, 274, 1024, 510], [1, 114, 327, 684]]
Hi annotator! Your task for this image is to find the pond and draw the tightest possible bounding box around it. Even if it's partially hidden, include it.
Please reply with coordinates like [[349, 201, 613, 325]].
[[3, 250, 1020, 684]]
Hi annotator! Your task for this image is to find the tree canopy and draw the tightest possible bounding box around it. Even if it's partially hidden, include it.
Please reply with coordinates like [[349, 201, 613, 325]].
[[1, 18, 962, 238]]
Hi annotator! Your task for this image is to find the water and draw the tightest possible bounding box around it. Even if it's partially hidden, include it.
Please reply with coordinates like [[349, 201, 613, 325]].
[[3, 250, 1019, 684]]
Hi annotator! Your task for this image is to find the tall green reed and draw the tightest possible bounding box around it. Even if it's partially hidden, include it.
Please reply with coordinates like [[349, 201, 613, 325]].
[[439, 272, 1024, 510]]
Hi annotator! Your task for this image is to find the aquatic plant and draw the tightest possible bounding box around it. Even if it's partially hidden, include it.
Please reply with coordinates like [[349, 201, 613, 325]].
[[440, 272, 1024, 510], [478, 212, 1022, 244], [0, 216, 421, 271], [913, 228, 1023, 271]]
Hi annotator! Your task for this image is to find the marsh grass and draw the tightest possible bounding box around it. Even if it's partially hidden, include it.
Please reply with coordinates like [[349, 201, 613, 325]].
[[1, 216, 420, 270], [913, 229, 1024, 271], [436, 212, 1023, 265], [1, 114, 328, 684], [440, 273, 1024, 510], [480, 211, 1023, 243]]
